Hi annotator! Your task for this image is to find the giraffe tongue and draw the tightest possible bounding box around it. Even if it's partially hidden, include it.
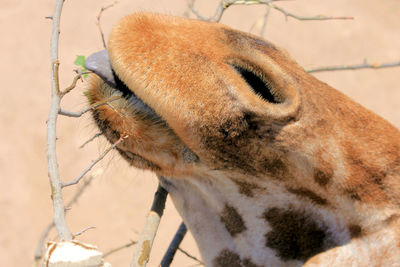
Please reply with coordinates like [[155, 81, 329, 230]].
[[85, 50, 117, 87]]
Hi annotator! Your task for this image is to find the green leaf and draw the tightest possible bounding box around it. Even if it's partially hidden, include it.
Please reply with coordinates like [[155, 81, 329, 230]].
[[74, 55, 89, 78], [74, 55, 86, 68]]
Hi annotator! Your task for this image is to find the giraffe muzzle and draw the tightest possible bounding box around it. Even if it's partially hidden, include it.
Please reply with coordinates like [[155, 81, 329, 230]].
[[85, 49, 159, 118]]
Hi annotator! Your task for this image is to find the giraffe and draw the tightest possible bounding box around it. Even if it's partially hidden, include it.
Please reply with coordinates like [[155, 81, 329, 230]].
[[85, 13, 400, 266]]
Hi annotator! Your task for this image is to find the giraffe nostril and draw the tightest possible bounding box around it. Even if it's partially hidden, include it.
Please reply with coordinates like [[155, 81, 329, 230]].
[[231, 64, 283, 104]]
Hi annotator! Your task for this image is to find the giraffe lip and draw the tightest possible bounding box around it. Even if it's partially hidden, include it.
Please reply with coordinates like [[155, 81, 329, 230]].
[[86, 50, 159, 117]]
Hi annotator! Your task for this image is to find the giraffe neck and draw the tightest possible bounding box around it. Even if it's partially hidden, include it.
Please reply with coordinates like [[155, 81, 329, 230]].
[[160, 173, 350, 267]]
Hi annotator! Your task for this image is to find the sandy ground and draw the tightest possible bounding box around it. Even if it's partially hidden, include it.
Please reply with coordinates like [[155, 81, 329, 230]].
[[0, 0, 399, 266]]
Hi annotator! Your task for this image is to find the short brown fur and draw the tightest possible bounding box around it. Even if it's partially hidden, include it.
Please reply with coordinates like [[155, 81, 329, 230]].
[[86, 13, 400, 266]]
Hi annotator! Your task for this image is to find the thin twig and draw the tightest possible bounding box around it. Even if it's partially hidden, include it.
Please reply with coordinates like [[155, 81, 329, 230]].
[[183, 0, 192, 18], [73, 226, 96, 237], [34, 222, 55, 262], [213, 2, 226, 22], [259, 5, 271, 36], [189, 0, 352, 23], [60, 71, 92, 97], [103, 240, 137, 258], [306, 60, 400, 73], [34, 174, 97, 263], [188, 0, 278, 22], [62, 134, 127, 188], [97, 1, 118, 49], [160, 222, 188, 267], [188, 0, 224, 22], [58, 95, 122, 118], [80, 132, 103, 149], [266, 2, 353, 21], [130, 183, 168, 267], [47, 0, 72, 241], [178, 248, 204, 266]]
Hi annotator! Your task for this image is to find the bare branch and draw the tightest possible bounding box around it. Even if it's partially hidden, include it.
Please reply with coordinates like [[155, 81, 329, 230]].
[[103, 240, 137, 258], [189, 0, 352, 23], [60, 71, 92, 97], [213, 2, 226, 22], [34, 174, 97, 263], [160, 222, 188, 267], [97, 1, 118, 49], [131, 183, 168, 267], [188, 0, 224, 22], [47, 0, 73, 241], [178, 248, 204, 266], [34, 222, 55, 263], [73, 226, 96, 237], [62, 134, 127, 188], [259, 5, 271, 36], [266, 2, 353, 21], [58, 109, 84, 117], [79, 132, 103, 149], [58, 95, 122, 118], [306, 60, 400, 73]]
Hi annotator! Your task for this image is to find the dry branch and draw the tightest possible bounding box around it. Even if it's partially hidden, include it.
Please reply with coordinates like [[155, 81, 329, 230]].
[[160, 222, 188, 267], [60, 71, 91, 97], [34, 174, 97, 264], [58, 95, 121, 118], [189, 0, 352, 23], [266, 2, 353, 21], [97, 1, 118, 48], [80, 132, 103, 149], [188, 0, 224, 22], [306, 60, 400, 73], [34, 222, 55, 263], [73, 226, 96, 237], [177, 248, 204, 266], [47, 0, 72, 241], [259, 5, 271, 36], [103, 240, 137, 258], [62, 134, 127, 188], [131, 183, 168, 267]]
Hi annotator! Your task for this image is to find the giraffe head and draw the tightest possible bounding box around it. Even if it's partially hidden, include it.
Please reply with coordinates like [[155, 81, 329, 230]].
[[86, 13, 400, 266]]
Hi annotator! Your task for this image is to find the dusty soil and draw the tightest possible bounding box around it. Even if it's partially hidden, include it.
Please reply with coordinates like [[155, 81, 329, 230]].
[[0, 0, 399, 266]]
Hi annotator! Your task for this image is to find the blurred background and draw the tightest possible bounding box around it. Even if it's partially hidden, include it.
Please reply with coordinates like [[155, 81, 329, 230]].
[[0, 0, 399, 266]]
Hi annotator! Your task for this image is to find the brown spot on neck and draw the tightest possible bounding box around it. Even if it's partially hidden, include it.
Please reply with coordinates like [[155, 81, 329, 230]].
[[213, 249, 241, 267], [287, 187, 328, 206], [262, 155, 287, 180], [220, 204, 246, 237], [263, 207, 334, 261], [242, 258, 262, 267], [232, 179, 261, 197], [213, 249, 262, 267]]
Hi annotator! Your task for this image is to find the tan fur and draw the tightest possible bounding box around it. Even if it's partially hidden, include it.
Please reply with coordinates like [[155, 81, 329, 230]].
[[87, 13, 400, 266]]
